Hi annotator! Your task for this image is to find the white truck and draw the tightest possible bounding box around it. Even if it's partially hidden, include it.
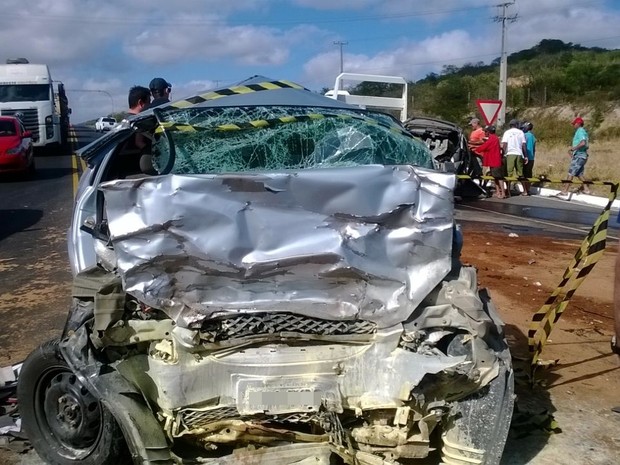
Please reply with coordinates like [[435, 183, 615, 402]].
[[0, 58, 71, 151], [326, 72, 409, 122]]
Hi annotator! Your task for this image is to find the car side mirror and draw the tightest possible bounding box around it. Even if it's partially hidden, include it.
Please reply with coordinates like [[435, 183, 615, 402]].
[[23, 130, 32, 138]]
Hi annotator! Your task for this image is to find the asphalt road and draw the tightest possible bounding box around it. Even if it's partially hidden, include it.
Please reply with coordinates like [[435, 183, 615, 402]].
[[456, 193, 620, 241], [0, 125, 99, 361]]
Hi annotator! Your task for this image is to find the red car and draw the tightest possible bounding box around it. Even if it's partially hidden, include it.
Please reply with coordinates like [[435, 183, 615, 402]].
[[0, 116, 35, 175]]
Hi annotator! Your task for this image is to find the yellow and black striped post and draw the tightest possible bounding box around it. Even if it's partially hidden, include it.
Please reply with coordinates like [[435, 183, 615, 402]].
[[459, 174, 618, 371]]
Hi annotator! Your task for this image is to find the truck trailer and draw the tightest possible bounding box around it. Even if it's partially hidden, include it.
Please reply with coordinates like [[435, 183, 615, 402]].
[[0, 58, 70, 151]]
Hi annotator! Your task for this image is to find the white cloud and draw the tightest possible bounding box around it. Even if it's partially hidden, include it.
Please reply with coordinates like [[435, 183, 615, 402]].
[[303, 30, 488, 88], [2, 0, 616, 123]]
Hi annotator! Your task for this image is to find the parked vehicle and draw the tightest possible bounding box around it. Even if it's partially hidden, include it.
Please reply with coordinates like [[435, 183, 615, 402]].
[[0, 115, 34, 176], [94, 116, 116, 132], [0, 58, 70, 151], [18, 76, 514, 465], [403, 116, 485, 196]]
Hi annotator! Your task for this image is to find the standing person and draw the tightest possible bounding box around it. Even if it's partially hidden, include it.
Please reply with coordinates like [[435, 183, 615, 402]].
[[475, 125, 506, 198], [522, 121, 536, 195], [122, 86, 152, 153], [127, 86, 151, 115], [558, 117, 591, 197], [468, 117, 486, 152], [143, 77, 172, 110], [613, 218, 620, 414], [501, 119, 528, 196], [614, 227, 620, 356]]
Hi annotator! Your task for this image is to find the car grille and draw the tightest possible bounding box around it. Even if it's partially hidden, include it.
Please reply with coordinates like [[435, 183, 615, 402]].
[[175, 405, 319, 435], [0, 108, 39, 142], [200, 312, 376, 342]]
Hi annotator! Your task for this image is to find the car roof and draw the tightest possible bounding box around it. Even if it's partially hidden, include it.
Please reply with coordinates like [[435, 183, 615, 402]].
[[80, 76, 404, 163], [142, 75, 361, 114]]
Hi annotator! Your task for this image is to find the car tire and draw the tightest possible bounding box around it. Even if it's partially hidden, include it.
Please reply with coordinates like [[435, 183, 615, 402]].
[[17, 339, 131, 465]]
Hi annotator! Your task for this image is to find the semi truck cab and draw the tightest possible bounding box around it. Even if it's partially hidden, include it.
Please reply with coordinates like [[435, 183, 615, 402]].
[[0, 58, 70, 150]]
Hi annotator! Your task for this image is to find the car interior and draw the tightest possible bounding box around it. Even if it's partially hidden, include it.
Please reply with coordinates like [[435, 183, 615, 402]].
[[0, 120, 16, 136]]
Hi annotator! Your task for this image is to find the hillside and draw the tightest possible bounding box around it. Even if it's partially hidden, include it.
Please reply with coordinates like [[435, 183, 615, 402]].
[[351, 39, 620, 142]]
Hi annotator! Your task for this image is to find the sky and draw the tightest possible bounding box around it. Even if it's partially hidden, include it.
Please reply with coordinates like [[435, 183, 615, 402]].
[[2, 0, 619, 123]]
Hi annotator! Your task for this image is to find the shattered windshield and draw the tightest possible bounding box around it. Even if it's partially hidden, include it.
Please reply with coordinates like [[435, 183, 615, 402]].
[[150, 106, 433, 174]]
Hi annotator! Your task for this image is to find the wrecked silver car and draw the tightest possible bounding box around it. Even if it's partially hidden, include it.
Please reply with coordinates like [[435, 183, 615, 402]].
[[18, 77, 513, 465]]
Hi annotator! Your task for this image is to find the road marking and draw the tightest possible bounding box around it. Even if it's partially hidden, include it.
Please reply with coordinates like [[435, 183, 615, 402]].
[[69, 126, 81, 198], [71, 152, 78, 198]]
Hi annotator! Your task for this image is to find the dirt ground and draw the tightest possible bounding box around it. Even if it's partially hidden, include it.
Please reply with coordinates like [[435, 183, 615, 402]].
[[1, 223, 619, 464], [460, 222, 620, 465]]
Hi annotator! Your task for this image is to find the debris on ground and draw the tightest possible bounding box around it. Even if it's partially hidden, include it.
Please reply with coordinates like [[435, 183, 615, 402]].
[[0, 363, 31, 455]]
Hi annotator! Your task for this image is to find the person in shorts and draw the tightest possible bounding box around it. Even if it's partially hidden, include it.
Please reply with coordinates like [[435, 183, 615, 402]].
[[501, 119, 528, 196], [558, 117, 591, 196], [614, 208, 620, 357], [475, 125, 506, 198], [522, 121, 536, 194]]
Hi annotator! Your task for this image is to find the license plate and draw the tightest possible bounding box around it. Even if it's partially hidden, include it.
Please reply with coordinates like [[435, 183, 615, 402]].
[[248, 389, 322, 413], [235, 376, 339, 415]]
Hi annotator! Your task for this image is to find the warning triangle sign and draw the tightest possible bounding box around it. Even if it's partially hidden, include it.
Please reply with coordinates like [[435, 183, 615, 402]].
[[476, 99, 503, 125]]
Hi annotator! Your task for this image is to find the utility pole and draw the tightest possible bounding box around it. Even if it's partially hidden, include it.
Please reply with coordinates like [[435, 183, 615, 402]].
[[333, 40, 348, 74], [493, 2, 517, 128], [68, 89, 115, 115]]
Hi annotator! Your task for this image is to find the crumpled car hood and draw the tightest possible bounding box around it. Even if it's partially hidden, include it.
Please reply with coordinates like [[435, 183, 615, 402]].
[[101, 165, 455, 329]]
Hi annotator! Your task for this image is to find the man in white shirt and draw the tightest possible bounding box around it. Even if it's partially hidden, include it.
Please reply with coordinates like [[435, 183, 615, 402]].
[[501, 119, 529, 196]]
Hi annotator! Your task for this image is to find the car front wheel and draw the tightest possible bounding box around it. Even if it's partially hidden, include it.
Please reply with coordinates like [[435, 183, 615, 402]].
[[17, 339, 130, 465]]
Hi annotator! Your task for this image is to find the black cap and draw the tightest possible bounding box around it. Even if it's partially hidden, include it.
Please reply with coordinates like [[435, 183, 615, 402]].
[[149, 77, 171, 91], [484, 125, 496, 133], [509, 119, 519, 127]]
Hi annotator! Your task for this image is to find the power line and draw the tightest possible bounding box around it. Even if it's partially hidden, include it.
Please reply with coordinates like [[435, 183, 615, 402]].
[[66, 89, 115, 114]]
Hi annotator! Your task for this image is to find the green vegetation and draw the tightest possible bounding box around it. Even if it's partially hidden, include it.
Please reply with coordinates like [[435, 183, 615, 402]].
[[349, 39, 620, 142]]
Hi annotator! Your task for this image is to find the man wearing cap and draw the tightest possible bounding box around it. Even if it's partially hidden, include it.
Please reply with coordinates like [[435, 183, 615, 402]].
[[501, 119, 528, 196], [143, 77, 172, 111], [522, 122, 536, 195], [558, 117, 591, 196]]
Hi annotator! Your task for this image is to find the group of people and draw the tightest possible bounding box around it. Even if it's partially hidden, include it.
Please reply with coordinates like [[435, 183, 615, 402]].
[[126, 77, 173, 115], [468, 116, 590, 199], [468, 117, 536, 198]]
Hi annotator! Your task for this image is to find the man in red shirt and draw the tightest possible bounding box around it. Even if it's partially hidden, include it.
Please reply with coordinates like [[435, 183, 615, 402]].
[[475, 125, 506, 198]]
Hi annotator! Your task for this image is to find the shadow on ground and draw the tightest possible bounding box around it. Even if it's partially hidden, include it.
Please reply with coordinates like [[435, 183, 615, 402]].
[[500, 323, 560, 465], [0, 209, 43, 242]]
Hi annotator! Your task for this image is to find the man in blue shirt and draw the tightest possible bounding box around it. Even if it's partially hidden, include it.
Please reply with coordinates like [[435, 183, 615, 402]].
[[614, 209, 620, 357], [522, 122, 536, 195], [558, 117, 591, 196]]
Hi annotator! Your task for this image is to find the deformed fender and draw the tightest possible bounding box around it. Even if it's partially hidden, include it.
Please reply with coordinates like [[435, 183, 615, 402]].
[[60, 327, 173, 464]]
